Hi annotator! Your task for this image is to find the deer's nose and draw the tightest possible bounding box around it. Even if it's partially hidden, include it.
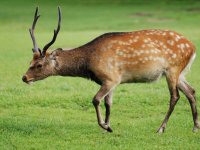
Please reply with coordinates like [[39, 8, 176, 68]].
[[22, 75, 27, 82]]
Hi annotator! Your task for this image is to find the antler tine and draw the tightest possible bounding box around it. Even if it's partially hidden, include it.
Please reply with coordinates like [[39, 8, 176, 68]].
[[29, 6, 40, 53], [42, 6, 61, 56]]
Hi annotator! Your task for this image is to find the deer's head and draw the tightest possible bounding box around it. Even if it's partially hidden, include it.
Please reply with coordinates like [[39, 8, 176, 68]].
[[22, 7, 61, 84]]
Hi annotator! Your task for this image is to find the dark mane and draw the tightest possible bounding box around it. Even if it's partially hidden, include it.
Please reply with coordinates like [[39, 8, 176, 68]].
[[77, 32, 127, 49]]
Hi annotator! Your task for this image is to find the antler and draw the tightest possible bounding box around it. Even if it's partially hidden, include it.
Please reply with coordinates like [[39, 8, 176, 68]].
[[29, 7, 40, 53], [42, 6, 61, 56]]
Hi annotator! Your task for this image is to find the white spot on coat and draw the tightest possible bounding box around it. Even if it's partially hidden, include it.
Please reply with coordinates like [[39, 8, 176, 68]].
[[108, 58, 114, 70], [167, 40, 174, 46], [117, 51, 124, 56], [185, 43, 190, 48], [144, 39, 148, 43], [175, 35, 181, 41], [180, 43, 185, 49], [140, 50, 144, 53], [172, 54, 176, 58], [142, 45, 146, 48], [169, 32, 174, 36]]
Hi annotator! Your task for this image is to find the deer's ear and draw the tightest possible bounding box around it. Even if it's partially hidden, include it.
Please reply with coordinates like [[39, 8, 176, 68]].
[[56, 48, 63, 51], [51, 48, 62, 56], [33, 52, 41, 60], [44, 51, 51, 57], [49, 51, 57, 60]]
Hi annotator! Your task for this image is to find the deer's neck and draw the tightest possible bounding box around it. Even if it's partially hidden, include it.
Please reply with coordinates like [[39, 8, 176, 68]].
[[55, 48, 90, 78]]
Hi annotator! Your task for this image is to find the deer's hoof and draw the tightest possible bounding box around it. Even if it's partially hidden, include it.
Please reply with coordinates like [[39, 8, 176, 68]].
[[157, 127, 165, 134], [107, 126, 113, 132], [193, 126, 199, 133], [99, 123, 113, 132]]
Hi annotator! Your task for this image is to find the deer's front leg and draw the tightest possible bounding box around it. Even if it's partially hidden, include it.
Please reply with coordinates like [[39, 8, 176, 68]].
[[104, 91, 113, 132], [157, 71, 180, 133], [92, 81, 117, 132]]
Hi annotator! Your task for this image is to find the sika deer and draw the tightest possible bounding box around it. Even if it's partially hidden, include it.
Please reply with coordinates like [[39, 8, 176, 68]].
[[22, 7, 199, 133]]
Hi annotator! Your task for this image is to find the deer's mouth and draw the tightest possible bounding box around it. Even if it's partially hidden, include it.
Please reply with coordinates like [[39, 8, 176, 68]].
[[27, 80, 34, 85], [22, 75, 35, 85], [24, 78, 34, 85]]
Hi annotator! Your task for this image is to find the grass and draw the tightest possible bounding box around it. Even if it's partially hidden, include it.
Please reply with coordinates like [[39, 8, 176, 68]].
[[1, 0, 200, 149]]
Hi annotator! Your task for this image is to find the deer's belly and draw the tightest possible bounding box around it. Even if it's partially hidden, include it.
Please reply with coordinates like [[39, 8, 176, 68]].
[[120, 67, 165, 83]]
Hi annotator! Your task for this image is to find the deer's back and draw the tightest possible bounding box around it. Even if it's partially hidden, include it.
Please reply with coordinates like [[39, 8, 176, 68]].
[[86, 30, 195, 83]]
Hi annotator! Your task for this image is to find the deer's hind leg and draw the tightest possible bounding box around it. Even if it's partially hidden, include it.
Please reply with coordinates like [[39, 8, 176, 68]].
[[157, 70, 180, 133], [178, 76, 199, 132]]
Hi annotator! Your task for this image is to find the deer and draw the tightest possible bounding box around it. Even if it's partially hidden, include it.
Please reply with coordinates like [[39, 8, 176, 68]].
[[22, 7, 199, 133]]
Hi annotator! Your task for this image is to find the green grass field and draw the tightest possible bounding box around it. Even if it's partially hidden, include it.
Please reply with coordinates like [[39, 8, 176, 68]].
[[1, 0, 200, 149]]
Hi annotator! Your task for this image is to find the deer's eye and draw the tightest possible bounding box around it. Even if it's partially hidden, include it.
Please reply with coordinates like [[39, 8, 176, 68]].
[[37, 64, 42, 68], [30, 66, 34, 70]]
